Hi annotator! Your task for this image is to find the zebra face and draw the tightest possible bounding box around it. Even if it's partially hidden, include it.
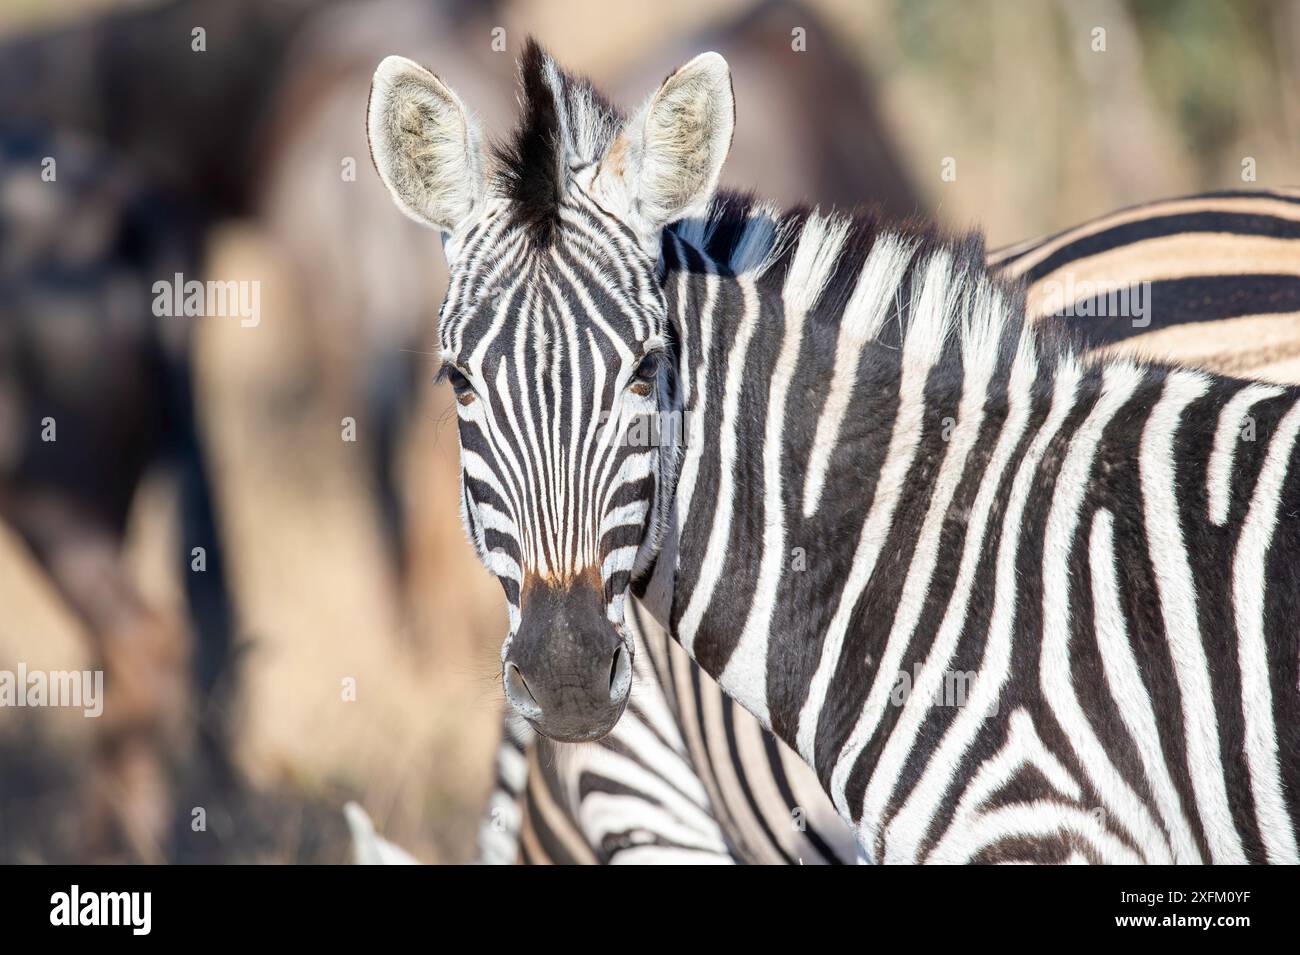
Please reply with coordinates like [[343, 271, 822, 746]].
[[436, 216, 671, 741], [368, 41, 734, 741]]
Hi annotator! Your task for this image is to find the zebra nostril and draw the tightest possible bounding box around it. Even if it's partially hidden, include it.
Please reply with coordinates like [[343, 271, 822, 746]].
[[504, 662, 543, 720], [608, 645, 632, 702]]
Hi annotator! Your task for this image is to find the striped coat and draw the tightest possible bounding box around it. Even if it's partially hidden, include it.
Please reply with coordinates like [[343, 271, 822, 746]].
[[366, 41, 1300, 866], [495, 188, 1300, 865]]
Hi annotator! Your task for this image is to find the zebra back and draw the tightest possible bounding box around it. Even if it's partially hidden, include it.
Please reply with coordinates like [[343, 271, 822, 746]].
[[998, 188, 1300, 379]]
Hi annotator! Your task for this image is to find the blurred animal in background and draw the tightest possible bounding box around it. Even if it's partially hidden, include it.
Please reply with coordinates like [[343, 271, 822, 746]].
[[0, 127, 229, 860], [0, 0, 331, 859], [0, 0, 511, 606], [0, 0, 324, 214]]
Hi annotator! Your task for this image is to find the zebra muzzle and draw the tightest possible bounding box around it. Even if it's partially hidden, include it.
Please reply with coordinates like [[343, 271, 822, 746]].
[[502, 577, 632, 742]]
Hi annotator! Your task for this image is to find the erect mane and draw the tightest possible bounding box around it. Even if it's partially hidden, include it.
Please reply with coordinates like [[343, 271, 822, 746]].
[[665, 190, 1073, 371], [491, 38, 624, 244], [669, 190, 961, 281]]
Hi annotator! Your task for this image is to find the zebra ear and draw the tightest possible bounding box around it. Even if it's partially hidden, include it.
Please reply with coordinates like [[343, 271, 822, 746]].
[[367, 55, 486, 241], [597, 52, 735, 249]]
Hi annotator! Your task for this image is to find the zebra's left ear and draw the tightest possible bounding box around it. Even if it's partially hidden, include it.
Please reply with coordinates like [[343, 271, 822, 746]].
[[596, 52, 734, 251]]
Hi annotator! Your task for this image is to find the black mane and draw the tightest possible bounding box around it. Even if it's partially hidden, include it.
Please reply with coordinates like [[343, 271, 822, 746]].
[[492, 39, 624, 245]]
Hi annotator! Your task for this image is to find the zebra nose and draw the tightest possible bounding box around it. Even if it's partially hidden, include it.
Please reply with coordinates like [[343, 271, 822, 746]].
[[502, 640, 631, 743], [504, 574, 633, 742], [609, 643, 632, 702]]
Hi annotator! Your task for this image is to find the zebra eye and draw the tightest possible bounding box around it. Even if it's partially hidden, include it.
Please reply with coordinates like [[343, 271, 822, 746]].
[[629, 353, 660, 397], [445, 366, 475, 405]]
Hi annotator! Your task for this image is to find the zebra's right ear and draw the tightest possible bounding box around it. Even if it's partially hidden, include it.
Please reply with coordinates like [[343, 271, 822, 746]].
[[367, 56, 486, 241]]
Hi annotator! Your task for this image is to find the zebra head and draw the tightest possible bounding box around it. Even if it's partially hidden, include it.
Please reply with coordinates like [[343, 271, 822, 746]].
[[368, 41, 734, 741]]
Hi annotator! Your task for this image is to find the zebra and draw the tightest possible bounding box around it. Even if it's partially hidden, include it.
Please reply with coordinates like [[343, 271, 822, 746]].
[[488, 187, 1300, 865], [367, 41, 1300, 864], [996, 189, 1300, 380], [490, 619, 851, 864], [478, 647, 741, 864]]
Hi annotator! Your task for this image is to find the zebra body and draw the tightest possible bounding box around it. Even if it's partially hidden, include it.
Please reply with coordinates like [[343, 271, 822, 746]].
[[649, 204, 1300, 865], [999, 189, 1300, 379], [368, 43, 1300, 864], [488, 629, 738, 864], [495, 188, 1300, 865]]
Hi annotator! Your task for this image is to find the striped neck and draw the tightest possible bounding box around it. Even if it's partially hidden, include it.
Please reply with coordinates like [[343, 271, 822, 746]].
[[639, 195, 1055, 775]]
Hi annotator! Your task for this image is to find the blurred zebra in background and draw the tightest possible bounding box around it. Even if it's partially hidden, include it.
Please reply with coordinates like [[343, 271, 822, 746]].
[[480, 188, 1300, 864], [995, 189, 1300, 380]]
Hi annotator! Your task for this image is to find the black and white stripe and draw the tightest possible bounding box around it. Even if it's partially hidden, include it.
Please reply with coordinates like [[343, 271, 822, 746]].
[[507, 632, 736, 865], [642, 199, 1300, 865], [374, 43, 1300, 865], [486, 188, 1300, 865], [998, 188, 1300, 376]]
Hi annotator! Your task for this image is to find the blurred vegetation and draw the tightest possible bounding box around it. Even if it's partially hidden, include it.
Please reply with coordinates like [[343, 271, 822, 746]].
[[820, 0, 1297, 240]]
